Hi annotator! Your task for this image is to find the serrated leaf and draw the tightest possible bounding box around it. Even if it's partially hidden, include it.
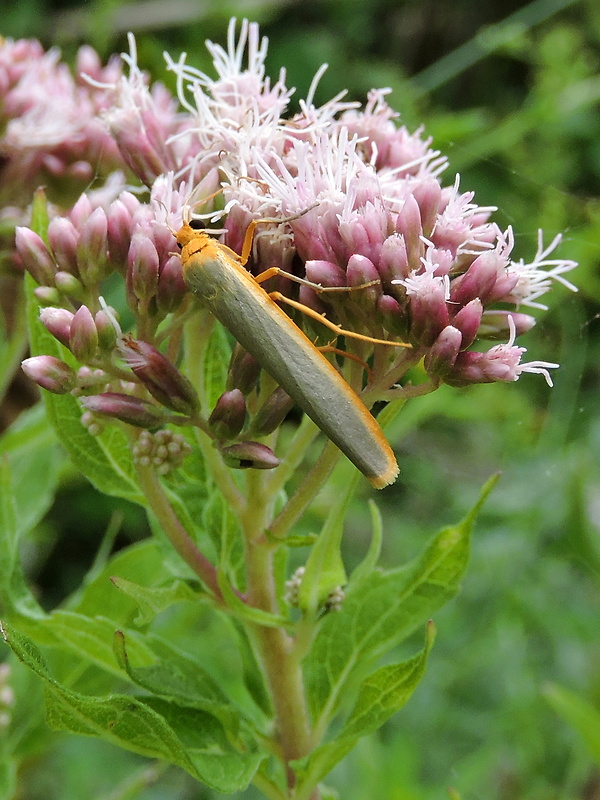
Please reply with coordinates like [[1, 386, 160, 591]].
[[0, 458, 46, 621], [110, 576, 201, 625], [341, 620, 435, 738], [114, 630, 246, 736], [1, 623, 263, 793], [41, 611, 156, 678], [293, 625, 435, 795], [25, 274, 144, 505], [304, 475, 498, 726], [544, 683, 600, 763]]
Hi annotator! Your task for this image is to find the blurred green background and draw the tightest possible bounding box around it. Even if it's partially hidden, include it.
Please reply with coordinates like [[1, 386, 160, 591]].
[[1, 0, 600, 798]]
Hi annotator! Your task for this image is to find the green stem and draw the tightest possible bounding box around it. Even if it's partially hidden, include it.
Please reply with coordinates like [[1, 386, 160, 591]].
[[269, 440, 342, 540], [241, 471, 315, 793], [134, 460, 224, 600]]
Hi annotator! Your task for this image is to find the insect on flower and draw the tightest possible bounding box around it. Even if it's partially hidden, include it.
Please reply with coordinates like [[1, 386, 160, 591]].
[[175, 203, 410, 488]]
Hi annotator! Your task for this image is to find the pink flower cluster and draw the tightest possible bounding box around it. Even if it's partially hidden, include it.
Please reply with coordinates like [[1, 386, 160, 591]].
[[0, 38, 124, 213], [16, 18, 577, 426]]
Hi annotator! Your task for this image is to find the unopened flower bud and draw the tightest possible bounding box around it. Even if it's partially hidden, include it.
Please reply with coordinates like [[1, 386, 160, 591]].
[[209, 389, 247, 440], [34, 286, 61, 306], [156, 255, 187, 314], [107, 199, 135, 271], [395, 194, 423, 266], [450, 252, 502, 306], [39, 307, 74, 347], [77, 207, 109, 285], [94, 309, 118, 351], [119, 338, 199, 415], [127, 232, 160, 303], [423, 325, 463, 378], [55, 270, 85, 301], [226, 344, 261, 394], [305, 260, 346, 288], [252, 386, 294, 436], [22, 356, 76, 394], [478, 310, 536, 340], [69, 305, 98, 362], [15, 227, 56, 285], [69, 193, 93, 228], [80, 392, 168, 428], [47, 217, 80, 276], [377, 293, 406, 335], [451, 298, 483, 348], [379, 234, 410, 286], [220, 441, 281, 470], [412, 179, 442, 237], [346, 254, 381, 310]]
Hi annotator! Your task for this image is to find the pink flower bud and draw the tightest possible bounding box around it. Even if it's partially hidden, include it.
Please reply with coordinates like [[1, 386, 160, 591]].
[[226, 344, 261, 394], [22, 356, 76, 394], [305, 260, 347, 288], [379, 234, 410, 286], [127, 233, 160, 304], [423, 325, 463, 378], [395, 194, 423, 266], [77, 207, 109, 285], [119, 338, 199, 415], [156, 255, 186, 314], [34, 287, 61, 306], [346, 254, 381, 310], [478, 310, 536, 340], [80, 392, 168, 428], [412, 179, 442, 237], [69, 194, 93, 229], [39, 307, 74, 347], [209, 389, 247, 440], [377, 293, 407, 336], [450, 252, 503, 306], [95, 309, 119, 351], [69, 305, 99, 362], [107, 199, 135, 271], [404, 274, 449, 347], [252, 386, 294, 436], [48, 217, 80, 276], [220, 441, 281, 470], [55, 271, 84, 301], [15, 227, 56, 285], [451, 298, 483, 348]]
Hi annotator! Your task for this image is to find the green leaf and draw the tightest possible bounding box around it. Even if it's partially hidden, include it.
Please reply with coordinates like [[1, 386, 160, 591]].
[[544, 683, 600, 763], [0, 457, 46, 621], [348, 500, 383, 588], [41, 611, 156, 678], [340, 620, 435, 739], [25, 274, 144, 505], [293, 625, 435, 796], [297, 472, 358, 614], [202, 323, 231, 410], [113, 631, 247, 736], [203, 490, 244, 585], [1, 623, 263, 793], [304, 474, 498, 726], [110, 576, 201, 625], [0, 404, 62, 535]]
